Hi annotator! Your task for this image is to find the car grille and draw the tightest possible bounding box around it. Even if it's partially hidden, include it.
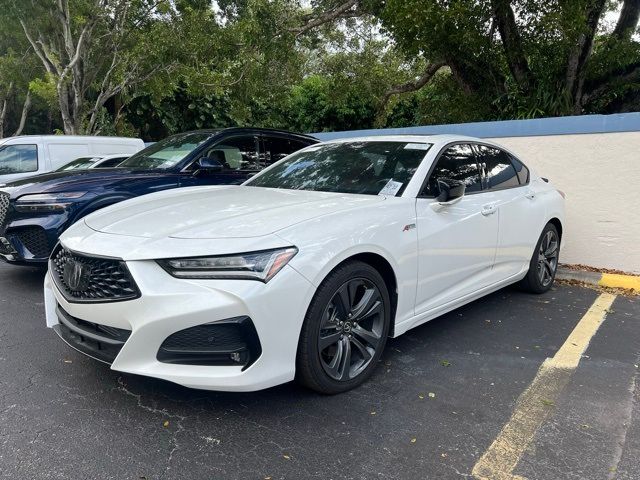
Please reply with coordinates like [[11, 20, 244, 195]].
[[50, 244, 140, 303], [0, 193, 9, 231], [15, 226, 50, 258]]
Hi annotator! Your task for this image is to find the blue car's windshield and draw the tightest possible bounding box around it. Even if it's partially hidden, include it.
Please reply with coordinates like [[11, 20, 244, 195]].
[[119, 132, 216, 170], [246, 141, 432, 196]]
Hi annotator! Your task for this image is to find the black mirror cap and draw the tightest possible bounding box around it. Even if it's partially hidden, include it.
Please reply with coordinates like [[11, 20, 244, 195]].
[[436, 179, 466, 202], [196, 157, 223, 173]]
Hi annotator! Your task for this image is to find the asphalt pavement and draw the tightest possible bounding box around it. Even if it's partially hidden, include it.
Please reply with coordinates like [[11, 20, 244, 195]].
[[0, 262, 638, 480]]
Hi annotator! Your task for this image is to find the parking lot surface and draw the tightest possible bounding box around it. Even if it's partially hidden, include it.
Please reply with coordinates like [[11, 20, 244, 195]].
[[1, 262, 638, 480]]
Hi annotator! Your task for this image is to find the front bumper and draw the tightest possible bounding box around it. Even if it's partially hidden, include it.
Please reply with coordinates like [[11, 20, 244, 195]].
[[45, 258, 316, 392], [0, 212, 68, 264]]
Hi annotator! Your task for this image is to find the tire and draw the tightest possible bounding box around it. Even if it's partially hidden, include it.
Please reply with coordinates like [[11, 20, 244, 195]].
[[296, 261, 391, 394], [519, 222, 560, 294]]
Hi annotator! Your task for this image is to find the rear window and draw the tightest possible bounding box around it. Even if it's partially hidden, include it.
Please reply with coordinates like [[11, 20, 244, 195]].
[[509, 154, 530, 185], [477, 145, 519, 190]]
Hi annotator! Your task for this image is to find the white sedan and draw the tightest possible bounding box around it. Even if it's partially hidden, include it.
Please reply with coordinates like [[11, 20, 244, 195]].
[[54, 154, 130, 171], [44, 135, 565, 394]]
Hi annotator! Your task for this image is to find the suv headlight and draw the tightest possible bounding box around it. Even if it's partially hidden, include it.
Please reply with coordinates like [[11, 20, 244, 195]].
[[157, 247, 298, 282], [15, 192, 87, 212]]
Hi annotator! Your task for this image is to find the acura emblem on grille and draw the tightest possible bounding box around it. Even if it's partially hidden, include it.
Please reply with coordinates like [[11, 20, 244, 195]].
[[63, 261, 92, 292]]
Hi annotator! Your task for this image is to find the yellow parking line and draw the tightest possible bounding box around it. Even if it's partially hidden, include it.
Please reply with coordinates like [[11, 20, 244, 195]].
[[471, 293, 617, 480], [599, 273, 640, 292]]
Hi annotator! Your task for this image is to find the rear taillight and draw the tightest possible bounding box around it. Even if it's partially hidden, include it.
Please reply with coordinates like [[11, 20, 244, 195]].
[[557, 190, 566, 199]]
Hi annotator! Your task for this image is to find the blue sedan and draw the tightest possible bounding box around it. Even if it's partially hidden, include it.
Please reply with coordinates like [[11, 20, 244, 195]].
[[0, 128, 317, 265]]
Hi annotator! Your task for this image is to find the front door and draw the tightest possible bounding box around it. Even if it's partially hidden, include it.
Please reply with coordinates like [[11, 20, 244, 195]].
[[414, 143, 499, 315]]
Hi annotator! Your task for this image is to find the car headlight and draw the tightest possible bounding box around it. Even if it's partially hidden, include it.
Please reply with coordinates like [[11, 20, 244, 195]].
[[157, 247, 298, 282], [15, 192, 87, 212]]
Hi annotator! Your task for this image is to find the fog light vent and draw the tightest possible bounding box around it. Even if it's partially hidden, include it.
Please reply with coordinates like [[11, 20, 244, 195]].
[[157, 316, 262, 369]]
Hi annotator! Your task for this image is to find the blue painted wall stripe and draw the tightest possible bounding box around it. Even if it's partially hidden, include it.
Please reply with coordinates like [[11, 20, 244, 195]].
[[311, 112, 640, 141]]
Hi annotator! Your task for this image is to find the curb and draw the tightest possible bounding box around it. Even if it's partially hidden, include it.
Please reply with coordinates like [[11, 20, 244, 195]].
[[556, 267, 640, 292]]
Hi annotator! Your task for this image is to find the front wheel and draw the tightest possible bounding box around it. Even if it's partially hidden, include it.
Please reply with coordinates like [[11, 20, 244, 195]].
[[296, 261, 391, 394], [519, 222, 560, 294]]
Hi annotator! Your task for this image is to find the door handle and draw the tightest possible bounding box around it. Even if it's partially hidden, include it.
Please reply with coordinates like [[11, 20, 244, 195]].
[[525, 190, 536, 200], [481, 204, 497, 216]]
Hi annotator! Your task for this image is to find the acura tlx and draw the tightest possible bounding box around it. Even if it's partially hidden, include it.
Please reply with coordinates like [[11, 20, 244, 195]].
[[44, 135, 565, 394]]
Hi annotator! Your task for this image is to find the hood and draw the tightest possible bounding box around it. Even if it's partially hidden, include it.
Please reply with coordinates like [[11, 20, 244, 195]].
[[2, 169, 179, 198], [84, 186, 385, 239]]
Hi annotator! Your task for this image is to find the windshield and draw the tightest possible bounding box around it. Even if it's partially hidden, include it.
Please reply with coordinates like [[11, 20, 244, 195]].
[[56, 157, 99, 172], [246, 141, 431, 196], [118, 132, 216, 170]]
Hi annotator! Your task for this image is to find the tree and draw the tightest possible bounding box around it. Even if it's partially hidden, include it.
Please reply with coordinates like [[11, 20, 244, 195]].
[[0, 8, 41, 138], [300, 0, 640, 121], [2, 0, 178, 134]]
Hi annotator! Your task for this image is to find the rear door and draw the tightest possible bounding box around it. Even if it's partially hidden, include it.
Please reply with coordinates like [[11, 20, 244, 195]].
[[474, 144, 543, 277], [414, 143, 500, 314], [261, 135, 315, 167]]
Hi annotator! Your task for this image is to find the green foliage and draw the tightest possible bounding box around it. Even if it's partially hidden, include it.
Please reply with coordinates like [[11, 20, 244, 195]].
[[126, 88, 236, 140], [0, 0, 637, 138]]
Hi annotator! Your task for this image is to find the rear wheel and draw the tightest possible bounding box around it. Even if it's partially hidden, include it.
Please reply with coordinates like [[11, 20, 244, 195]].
[[519, 222, 560, 293], [296, 261, 391, 394]]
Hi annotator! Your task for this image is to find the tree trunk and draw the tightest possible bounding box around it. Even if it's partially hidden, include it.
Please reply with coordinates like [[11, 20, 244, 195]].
[[613, 0, 640, 40], [13, 90, 32, 136], [0, 82, 13, 139], [492, 0, 534, 92], [565, 0, 607, 114]]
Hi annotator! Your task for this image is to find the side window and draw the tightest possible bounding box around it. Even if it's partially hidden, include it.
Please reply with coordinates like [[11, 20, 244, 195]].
[[423, 144, 481, 197], [202, 136, 261, 171], [0, 144, 38, 174], [509, 154, 530, 185], [263, 137, 310, 166], [477, 145, 520, 190]]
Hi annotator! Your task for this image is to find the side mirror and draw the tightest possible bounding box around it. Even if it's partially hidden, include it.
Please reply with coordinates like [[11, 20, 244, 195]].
[[436, 179, 466, 204], [195, 157, 223, 174]]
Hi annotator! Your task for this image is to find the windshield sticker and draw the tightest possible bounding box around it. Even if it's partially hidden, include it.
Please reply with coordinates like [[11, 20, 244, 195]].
[[379, 179, 403, 197], [404, 143, 431, 150]]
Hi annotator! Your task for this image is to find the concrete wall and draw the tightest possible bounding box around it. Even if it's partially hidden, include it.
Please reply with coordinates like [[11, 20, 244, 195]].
[[313, 114, 640, 273], [489, 132, 640, 274]]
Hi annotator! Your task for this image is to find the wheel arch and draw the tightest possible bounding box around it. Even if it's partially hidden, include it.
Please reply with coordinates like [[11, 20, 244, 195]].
[[71, 194, 134, 224], [548, 217, 563, 241]]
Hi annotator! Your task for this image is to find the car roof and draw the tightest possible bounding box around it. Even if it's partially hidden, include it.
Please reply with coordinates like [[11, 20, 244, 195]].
[[315, 134, 523, 161], [177, 128, 318, 141], [319, 134, 489, 145], [0, 135, 141, 142]]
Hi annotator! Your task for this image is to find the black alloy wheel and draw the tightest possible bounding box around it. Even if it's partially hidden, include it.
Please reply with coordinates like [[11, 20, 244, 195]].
[[519, 222, 560, 293], [318, 278, 385, 381], [537, 229, 559, 287], [297, 261, 391, 394]]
